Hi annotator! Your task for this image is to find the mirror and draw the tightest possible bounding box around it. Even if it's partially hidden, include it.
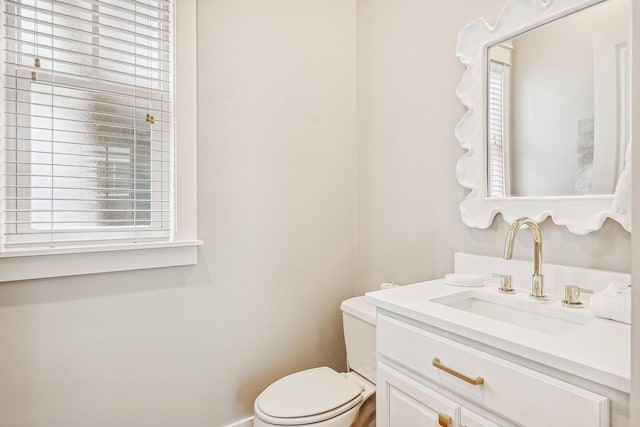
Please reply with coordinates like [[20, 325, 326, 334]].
[[487, 0, 629, 197], [456, 0, 631, 234]]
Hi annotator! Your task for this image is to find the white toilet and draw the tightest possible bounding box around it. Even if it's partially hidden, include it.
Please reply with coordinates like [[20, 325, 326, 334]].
[[253, 296, 377, 427]]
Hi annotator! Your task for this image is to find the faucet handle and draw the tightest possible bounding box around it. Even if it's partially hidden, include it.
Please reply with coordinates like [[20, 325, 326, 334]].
[[492, 274, 515, 294], [562, 285, 593, 308]]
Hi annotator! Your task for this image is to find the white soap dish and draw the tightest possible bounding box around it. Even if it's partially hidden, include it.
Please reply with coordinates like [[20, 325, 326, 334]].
[[444, 273, 484, 287]]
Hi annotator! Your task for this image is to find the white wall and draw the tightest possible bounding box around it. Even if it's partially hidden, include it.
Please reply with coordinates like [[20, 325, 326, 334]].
[[0, 1, 356, 426], [195, 1, 356, 422], [355, 0, 631, 296], [356, 0, 503, 293]]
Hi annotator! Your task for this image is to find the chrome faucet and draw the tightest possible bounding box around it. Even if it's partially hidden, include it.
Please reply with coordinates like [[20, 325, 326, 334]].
[[503, 217, 546, 300]]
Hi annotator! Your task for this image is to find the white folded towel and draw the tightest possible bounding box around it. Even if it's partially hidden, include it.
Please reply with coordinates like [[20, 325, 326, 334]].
[[611, 143, 632, 231], [590, 282, 631, 324]]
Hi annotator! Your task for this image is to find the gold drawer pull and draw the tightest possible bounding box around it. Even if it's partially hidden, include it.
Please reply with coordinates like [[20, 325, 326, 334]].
[[438, 413, 452, 427], [432, 357, 485, 385]]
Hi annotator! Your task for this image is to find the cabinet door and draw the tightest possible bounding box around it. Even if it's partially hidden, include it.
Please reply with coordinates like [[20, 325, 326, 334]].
[[378, 363, 460, 427], [460, 408, 503, 427]]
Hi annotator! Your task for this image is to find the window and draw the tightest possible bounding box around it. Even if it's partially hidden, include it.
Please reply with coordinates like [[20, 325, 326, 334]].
[[3, 0, 173, 249], [0, 0, 199, 281], [487, 43, 512, 198], [487, 63, 507, 197]]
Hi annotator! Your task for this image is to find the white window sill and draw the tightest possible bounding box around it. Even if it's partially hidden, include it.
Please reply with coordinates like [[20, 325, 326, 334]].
[[0, 240, 203, 282]]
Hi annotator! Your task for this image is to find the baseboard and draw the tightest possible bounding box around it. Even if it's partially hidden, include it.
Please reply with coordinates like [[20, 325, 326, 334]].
[[224, 416, 253, 427]]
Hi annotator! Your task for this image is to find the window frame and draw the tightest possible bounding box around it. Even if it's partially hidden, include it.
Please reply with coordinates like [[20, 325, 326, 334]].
[[0, 0, 200, 282]]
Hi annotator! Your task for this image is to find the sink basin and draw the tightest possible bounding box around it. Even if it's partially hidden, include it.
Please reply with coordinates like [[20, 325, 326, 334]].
[[432, 290, 593, 335]]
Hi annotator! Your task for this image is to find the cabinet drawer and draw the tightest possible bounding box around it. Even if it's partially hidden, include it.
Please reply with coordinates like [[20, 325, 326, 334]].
[[378, 314, 609, 427]]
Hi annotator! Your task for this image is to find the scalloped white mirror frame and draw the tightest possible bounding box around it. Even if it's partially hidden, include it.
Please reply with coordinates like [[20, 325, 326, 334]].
[[455, 0, 631, 235]]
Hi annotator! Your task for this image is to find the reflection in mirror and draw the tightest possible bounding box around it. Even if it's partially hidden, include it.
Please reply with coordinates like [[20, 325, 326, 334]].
[[487, 0, 629, 197]]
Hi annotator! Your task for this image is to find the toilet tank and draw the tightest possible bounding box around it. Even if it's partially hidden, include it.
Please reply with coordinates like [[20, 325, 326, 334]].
[[340, 296, 377, 384]]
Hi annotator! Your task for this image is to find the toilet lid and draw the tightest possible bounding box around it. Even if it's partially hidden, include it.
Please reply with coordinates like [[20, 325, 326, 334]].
[[256, 367, 363, 419]]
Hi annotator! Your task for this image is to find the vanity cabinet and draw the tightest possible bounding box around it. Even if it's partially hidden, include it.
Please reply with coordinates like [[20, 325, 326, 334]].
[[378, 363, 503, 427], [376, 314, 609, 427]]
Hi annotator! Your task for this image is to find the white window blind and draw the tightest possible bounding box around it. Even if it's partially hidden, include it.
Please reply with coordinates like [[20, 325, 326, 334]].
[[488, 62, 506, 197], [2, 0, 174, 249]]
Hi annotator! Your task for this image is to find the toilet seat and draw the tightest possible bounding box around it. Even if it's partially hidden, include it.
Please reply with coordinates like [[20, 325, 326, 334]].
[[254, 367, 365, 425]]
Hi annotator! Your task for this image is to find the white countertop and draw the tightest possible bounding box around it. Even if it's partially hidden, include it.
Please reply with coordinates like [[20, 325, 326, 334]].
[[366, 279, 630, 393]]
